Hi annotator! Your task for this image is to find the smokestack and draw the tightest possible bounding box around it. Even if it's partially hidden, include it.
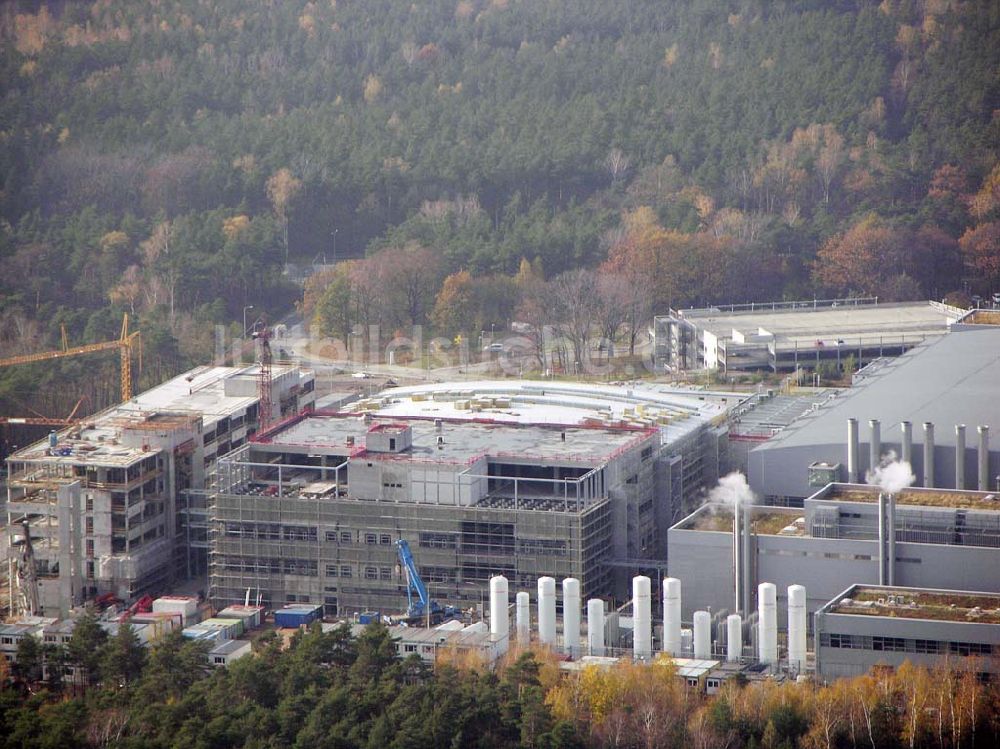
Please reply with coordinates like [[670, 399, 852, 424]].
[[956, 424, 967, 489], [877, 492, 887, 585], [489, 576, 509, 654], [887, 492, 897, 586], [632, 576, 652, 660], [847, 418, 859, 483], [742, 502, 753, 616], [979, 426, 991, 491], [562, 578, 581, 658], [587, 599, 605, 656], [787, 585, 807, 674], [537, 577, 556, 646], [901, 421, 912, 465], [662, 577, 681, 655], [923, 422, 935, 487], [726, 614, 742, 662], [757, 582, 778, 667], [693, 610, 711, 659], [515, 591, 531, 643], [869, 419, 881, 472], [733, 500, 742, 614]]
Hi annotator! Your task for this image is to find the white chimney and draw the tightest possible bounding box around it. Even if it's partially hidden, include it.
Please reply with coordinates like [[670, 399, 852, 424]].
[[662, 577, 681, 655], [537, 577, 556, 646], [901, 420, 912, 465], [847, 418, 859, 483], [956, 424, 966, 489], [924, 422, 935, 487], [632, 575, 652, 660], [693, 610, 711, 659], [587, 598, 605, 656], [489, 576, 509, 654], [979, 425, 990, 491], [787, 584, 807, 673], [757, 582, 778, 666], [869, 418, 881, 472], [726, 614, 742, 662], [515, 591, 531, 643], [562, 578, 581, 658]]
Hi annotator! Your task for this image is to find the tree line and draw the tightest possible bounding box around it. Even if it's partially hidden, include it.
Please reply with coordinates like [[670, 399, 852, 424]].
[[2, 619, 999, 749], [1, 0, 999, 421]]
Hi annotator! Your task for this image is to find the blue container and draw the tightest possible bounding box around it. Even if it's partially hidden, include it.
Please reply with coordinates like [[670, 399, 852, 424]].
[[273, 604, 322, 628]]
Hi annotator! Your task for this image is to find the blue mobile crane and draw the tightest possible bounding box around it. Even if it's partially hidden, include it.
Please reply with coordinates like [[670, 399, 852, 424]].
[[396, 539, 461, 625]]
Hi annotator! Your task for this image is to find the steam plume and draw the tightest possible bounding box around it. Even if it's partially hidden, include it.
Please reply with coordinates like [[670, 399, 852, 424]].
[[866, 450, 915, 494], [709, 472, 756, 507]]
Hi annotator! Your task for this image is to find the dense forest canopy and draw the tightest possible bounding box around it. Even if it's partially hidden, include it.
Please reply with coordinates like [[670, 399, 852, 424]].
[[0, 0, 998, 420], [2, 618, 999, 749]]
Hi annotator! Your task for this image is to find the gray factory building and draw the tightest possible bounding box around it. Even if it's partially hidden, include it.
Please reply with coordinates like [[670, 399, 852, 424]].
[[667, 484, 1000, 625], [207, 381, 737, 615], [747, 327, 1000, 503], [653, 298, 958, 373], [815, 585, 1000, 681]]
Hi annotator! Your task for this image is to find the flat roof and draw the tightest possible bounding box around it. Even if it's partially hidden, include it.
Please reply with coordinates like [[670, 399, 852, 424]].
[[7, 364, 305, 469], [828, 586, 1000, 624], [261, 413, 654, 465], [677, 301, 955, 347], [210, 639, 252, 655], [673, 504, 807, 536], [814, 484, 1000, 512], [753, 328, 1000, 455], [343, 380, 740, 447]]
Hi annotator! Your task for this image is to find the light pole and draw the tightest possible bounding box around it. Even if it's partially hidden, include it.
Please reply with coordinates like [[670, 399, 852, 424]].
[[331, 229, 338, 264], [243, 305, 254, 337]]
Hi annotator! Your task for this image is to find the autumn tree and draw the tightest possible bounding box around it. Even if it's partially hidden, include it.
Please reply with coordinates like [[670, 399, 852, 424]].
[[813, 214, 909, 297], [267, 168, 302, 263]]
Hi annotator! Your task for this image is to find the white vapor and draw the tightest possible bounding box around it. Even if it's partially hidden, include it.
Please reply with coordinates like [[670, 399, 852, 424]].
[[866, 450, 915, 494], [709, 472, 756, 507]]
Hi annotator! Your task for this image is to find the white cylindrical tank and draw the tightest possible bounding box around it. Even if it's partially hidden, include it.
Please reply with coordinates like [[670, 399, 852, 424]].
[[681, 628, 693, 655], [515, 591, 531, 643], [562, 578, 581, 658], [632, 575, 652, 659], [787, 584, 807, 673], [587, 598, 605, 656], [726, 614, 742, 662], [537, 577, 557, 646], [489, 576, 509, 653], [693, 610, 711, 659], [758, 582, 778, 666], [662, 577, 681, 655]]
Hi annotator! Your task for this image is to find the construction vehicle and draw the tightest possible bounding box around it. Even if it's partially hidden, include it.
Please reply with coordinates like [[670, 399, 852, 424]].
[[117, 594, 154, 623], [395, 539, 461, 626]]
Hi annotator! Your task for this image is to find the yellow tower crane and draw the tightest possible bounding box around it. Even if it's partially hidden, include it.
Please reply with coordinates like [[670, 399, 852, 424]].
[[0, 314, 141, 401]]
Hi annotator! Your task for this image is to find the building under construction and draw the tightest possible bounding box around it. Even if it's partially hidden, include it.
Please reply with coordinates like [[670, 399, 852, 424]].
[[208, 381, 740, 615], [4, 364, 315, 617]]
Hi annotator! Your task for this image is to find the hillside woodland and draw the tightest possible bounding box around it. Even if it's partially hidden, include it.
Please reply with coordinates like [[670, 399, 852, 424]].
[[1, 0, 998, 419], [2, 619, 999, 749]]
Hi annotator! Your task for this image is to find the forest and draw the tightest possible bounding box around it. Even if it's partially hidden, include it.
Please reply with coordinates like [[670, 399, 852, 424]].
[[2, 619, 999, 749], [1, 0, 999, 423]]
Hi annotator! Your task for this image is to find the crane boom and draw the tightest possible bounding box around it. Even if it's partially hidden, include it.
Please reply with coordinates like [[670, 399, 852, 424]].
[[396, 539, 430, 614], [0, 314, 140, 401]]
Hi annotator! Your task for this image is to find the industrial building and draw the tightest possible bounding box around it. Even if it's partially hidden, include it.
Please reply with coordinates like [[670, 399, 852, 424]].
[[207, 380, 741, 615], [815, 585, 1000, 681], [747, 326, 1000, 502], [4, 364, 315, 617], [653, 298, 960, 373], [667, 483, 1000, 625]]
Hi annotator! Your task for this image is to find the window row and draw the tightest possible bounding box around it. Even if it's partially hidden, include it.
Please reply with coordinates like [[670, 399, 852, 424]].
[[820, 632, 994, 656]]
